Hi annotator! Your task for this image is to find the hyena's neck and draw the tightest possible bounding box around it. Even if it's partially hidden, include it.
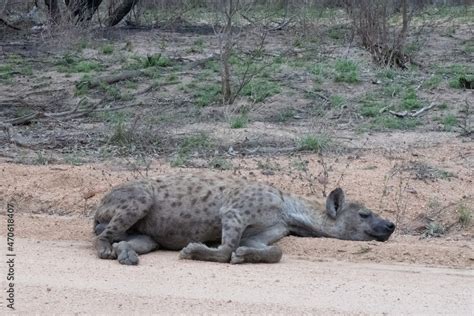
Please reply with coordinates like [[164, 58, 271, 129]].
[[281, 195, 339, 238]]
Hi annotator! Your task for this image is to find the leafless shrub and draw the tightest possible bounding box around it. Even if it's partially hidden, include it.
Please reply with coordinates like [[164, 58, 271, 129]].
[[343, 0, 414, 68]]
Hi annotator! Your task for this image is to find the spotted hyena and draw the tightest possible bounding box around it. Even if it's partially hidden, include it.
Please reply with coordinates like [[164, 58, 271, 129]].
[[93, 172, 395, 265]]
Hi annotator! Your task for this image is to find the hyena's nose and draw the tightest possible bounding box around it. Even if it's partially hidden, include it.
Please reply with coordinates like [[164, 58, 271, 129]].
[[385, 222, 395, 232]]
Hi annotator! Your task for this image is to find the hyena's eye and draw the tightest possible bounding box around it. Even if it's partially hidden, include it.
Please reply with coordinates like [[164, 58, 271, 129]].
[[359, 210, 371, 219]]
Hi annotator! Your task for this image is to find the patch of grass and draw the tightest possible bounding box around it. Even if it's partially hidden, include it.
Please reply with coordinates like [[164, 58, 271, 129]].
[[241, 79, 280, 103], [297, 134, 331, 152], [449, 74, 474, 89], [422, 222, 445, 238], [129, 53, 172, 69], [276, 108, 296, 122], [462, 39, 474, 54], [105, 112, 161, 153], [108, 113, 133, 147], [358, 94, 384, 117], [376, 68, 397, 80], [401, 87, 422, 110], [404, 41, 421, 55], [230, 114, 249, 129], [75, 74, 92, 95], [327, 25, 346, 41], [0, 55, 33, 81], [442, 114, 458, 131], [195, 83, 221, 107], [0, 64, 14, 80], [334, 59, 359, 84], [171, 133, 213, 167], [64, 154, 85, 166], [382, 82, 404, 97], [291, 159, 309, 172], [458, 205, 472, 228], [209, 157, 232, 170], [57, 54, 103, 73], [33, 151, 51, 165], [423, 75, 442, 89], [309, 62, 331, 83], [187, 39, 205, 53], [101, 44, 114, 55], [369, 116, 419, 130], [330, 95, 346, 108], [435, 64, 473, 89]]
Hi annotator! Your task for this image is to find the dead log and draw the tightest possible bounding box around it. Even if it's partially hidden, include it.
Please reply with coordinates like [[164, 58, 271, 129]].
[[84, 70, 143, 89]]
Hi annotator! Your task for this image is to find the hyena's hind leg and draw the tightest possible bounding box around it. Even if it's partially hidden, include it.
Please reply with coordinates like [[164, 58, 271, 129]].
[[230, 224, 287, 264], [94, 182, 154, 260]]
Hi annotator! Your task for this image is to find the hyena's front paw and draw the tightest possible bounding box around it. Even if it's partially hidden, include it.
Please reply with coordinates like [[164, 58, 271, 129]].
[[113, 242, 139, 265], [179, 243, 205, 260], [96, 239, 117, 259], [230, 246, 250, 264]]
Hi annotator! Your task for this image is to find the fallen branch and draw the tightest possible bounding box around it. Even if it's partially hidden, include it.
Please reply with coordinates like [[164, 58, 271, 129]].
[[85, 70, 144, 89], [0, 16, 20, 30], [389, 103, 436, 118]]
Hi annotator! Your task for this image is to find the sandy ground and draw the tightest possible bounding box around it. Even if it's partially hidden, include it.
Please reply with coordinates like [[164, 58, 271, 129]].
[[3, 237, 473, 315]]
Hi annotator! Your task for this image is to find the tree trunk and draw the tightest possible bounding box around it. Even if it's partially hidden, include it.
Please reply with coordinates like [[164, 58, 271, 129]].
[[105, 0, 139, 26], [220, 0, 236, 104], [67, 0, 103, 24], [44, 0, 60, 24]]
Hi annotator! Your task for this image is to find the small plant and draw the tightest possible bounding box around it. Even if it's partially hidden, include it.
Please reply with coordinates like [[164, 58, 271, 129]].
[[423, 221, 445, 238], [34, 151, 50, 165], [334, 59, 359, 84], [209, 157, 232, 170], [109, 117, 133, 147], [57, 54, 103, 73], [401, 87, 422, 110], [359, 94, 384, 117], [330, 95, 345, 108], [423, 75, 442, 89], [241, 79, 280, 103], [0, 55, 33, 81], [277, 108, 295, 122], [130, 53, 172, 69], [449, 74, 474, 89], [195, 83, 221, 107], [101, 44, 114, 55], [369, 116, 419, 130], [310, 62, 331, 83], [298, 134, 331, 152], [188, 39, 205, 53], [458, 205, 472, 228], [230, 114, 248, 129], [442, 114, 458, 131], [172, 133, 214, 166], [376, 68, 396, 80], [291, 159, 308, 172]]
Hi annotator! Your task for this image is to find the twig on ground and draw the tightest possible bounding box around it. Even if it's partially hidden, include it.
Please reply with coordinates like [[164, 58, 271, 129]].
[[389, 103, 436, 118]]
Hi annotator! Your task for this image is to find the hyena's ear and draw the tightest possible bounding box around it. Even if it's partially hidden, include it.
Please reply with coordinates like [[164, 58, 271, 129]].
[[326, 188, 345, 219]]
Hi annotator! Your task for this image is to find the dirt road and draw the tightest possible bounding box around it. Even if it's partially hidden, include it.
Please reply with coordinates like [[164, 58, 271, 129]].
[[4, 237, 471, 315]]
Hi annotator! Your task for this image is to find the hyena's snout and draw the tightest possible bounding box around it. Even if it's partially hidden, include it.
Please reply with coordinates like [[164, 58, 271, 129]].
[[372, 219, 395, 241]]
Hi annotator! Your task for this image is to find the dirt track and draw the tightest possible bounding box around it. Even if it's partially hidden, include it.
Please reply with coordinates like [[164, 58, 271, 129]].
[[5, 237, 472, 314]]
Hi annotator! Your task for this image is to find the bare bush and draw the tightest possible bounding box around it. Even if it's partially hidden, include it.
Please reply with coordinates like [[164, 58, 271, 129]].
[[344, 0, 414, 68]]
